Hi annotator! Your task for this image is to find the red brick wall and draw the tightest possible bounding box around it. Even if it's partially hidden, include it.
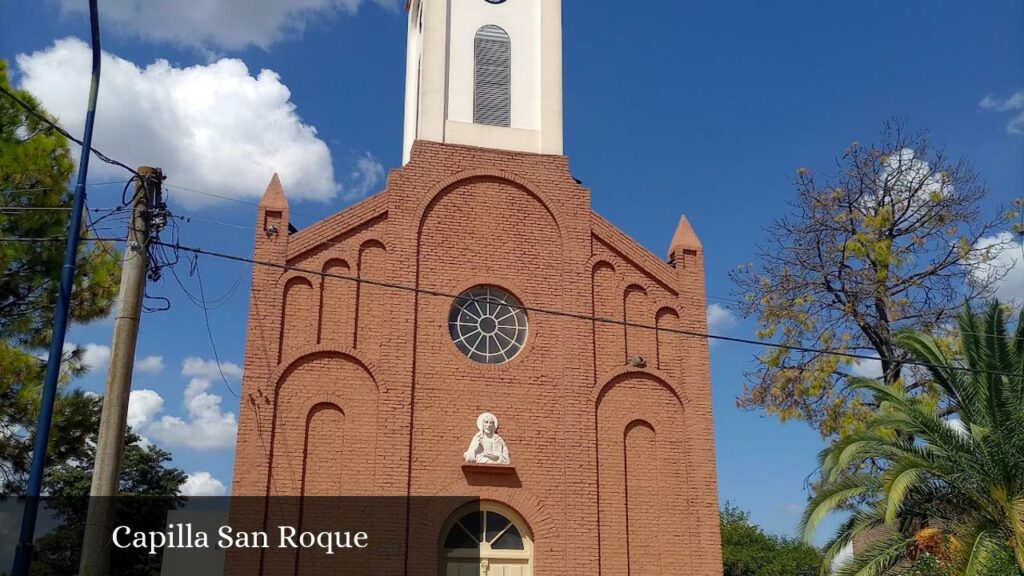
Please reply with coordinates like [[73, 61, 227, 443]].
[[231, 141, 723, 575]]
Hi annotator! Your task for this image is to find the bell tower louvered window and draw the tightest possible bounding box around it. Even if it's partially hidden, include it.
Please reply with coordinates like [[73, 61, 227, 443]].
[[473, 25, 511, 127]]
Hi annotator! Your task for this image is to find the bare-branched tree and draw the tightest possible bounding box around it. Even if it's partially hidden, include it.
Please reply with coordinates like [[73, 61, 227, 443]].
[[731, 119, 1015, 437]]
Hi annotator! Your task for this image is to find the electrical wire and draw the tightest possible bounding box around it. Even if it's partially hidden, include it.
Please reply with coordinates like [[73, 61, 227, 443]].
[[0, 236, 122, 243], [151, 239, 1022, 380], [4, 225, 1015, 379], [0, 84, 138, 176], [0, 206, 125, 213], [0, 181, 131, 195], [163, 182, 323, 224], [158, 211, 1016, 343], [190, 253, 240, 398]]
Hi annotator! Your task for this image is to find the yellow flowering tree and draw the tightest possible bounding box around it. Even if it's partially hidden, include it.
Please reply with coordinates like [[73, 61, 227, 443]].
[[731, 119, 1014, 437]]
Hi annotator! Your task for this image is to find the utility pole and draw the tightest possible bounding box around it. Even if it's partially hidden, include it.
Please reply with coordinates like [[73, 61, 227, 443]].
[[78, 167, 163, 576]]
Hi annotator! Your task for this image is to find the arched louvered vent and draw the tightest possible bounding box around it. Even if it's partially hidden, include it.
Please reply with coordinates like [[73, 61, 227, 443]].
[[474, 25, 511, 127]]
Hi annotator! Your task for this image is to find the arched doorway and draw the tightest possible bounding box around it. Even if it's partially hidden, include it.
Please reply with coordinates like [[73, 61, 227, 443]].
[[441, 502, 533, 576]]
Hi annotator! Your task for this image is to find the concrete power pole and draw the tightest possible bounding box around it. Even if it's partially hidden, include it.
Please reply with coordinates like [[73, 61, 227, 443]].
[[79, 167, 163, 576]]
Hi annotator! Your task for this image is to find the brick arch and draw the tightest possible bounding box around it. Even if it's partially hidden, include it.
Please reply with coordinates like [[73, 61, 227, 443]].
[[624, 418, 655, 435], [413, 167, 568, 391], [622, 418, 661, 574], [355, 240, 388, 354], [434, 482, 557, 549], [411, 490, 554, 576], [299, 403, 345, 497], [593, 367, 685, 412], [623, 284, 658, 365], [413, 168, 567, 243], [279, 276, 316, 363], [595, 371, 692, 575], [271, 345, 382, 394], [592, 260, 626, 375], [655, 306, 682, 377], [319, 259, 355, 346], [586, 255, 624, 281], [358, 238, 388, 253], [322, 257, 351, 273], [590, 259, 623, 293], [264, 350, 380, 500]]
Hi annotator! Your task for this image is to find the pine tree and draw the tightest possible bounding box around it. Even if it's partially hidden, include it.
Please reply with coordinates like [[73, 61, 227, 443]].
[[0, 59, 121, 494]]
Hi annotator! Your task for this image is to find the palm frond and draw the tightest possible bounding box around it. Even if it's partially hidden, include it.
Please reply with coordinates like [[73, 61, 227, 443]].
[[883, 464, 926, 524], [959, 527, 998, 576], [832, 532, 912, 576], [800, 473, 881, 543]]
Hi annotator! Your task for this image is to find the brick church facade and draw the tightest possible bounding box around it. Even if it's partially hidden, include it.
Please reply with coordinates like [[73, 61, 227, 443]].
[[231, 1, 723, 574]]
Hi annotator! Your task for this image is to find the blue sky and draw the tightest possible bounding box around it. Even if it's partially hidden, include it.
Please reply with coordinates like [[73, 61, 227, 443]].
[[2, 0, 1023, 543]]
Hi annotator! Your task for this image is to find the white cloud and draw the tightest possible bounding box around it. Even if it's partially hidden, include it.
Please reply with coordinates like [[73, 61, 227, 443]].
[[969, 232, 1024, 304], [180, 472, 227, 497], [16, 38, 341, 208], [707, 304, 737, 333], [55, 0, 398, 52], [849, 353, 883, 379], [780, 503, 803, 515], [144, 358, 241, 450], [182, 357, 243, 381], [83, 343, 111, 371], [135, 356, 166, 375], [46, 343, 104, 374], [860, 148, 950, 218], [123, 358, 240, 451], [127, 390, 165, 428], [146, 374, 238, 451], [344, 153, 386, 201], [980, 90, 1024, 135]]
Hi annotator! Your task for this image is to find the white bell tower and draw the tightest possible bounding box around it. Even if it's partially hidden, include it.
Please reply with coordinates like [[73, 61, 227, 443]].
[[402, 0, 564, 164]]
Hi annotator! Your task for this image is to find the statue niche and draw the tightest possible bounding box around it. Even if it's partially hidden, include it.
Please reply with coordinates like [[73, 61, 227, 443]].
[[463, 412, 510, 465]]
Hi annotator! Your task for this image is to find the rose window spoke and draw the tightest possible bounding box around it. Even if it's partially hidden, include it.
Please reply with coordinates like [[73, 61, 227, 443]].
[[448, 286, 527, 364]]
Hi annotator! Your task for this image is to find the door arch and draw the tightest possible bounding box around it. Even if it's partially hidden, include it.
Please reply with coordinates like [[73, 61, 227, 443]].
[[441, 502, 533, 576]]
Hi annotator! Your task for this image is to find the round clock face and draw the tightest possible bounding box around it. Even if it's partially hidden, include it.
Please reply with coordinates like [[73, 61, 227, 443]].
[[485, 0, 507, 4]]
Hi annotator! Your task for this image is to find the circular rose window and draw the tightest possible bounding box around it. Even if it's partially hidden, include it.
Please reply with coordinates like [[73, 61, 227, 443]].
[[448, 286, 528, 364]]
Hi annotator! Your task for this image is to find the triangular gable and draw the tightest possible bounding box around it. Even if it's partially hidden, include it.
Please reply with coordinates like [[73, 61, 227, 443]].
[[590, 211, 679, 296], [287, 191, 390, 261]]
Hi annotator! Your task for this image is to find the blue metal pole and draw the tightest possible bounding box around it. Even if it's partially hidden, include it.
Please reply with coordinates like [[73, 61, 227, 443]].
[[11, 1, 102, 574]]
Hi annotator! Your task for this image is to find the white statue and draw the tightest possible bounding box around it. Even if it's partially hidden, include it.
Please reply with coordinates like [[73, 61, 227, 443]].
[[463, 412, 510, 465]]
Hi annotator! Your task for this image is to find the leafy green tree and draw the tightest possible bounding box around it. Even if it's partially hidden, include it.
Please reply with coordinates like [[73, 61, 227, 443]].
[[721, 503, 823, 576], [800, 303, 1024, 575], [730, 119, 1012, 437], [31, 416, 187, 576], [0, 59, 120, 493]]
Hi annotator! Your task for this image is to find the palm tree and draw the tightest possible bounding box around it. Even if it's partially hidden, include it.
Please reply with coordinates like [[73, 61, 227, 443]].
[[799, 303, 1024, 576]]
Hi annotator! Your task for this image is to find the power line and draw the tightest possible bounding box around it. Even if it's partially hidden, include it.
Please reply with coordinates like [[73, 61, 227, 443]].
[[163, 183, 257, 207], [171, 213, 254, 231], [151, 239, 1021, 380], [163, 182, 327, 224], [1, 181, 131, 195], [0, 236, 122, 243], [0, 206, 125, 213], [191, 253, 240, 398], [0, 85, 138, 177], [157, 212, 1015, 342]]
